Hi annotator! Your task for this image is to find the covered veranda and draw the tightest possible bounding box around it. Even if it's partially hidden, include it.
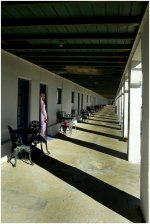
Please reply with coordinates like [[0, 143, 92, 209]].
[[1, 1, 149, 223], [1, 105, 143, 223]]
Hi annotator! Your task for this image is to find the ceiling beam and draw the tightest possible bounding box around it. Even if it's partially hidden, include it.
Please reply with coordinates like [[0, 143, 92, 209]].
[[2, 44, 132, 51], [40, 66, 124, 71], [34, 60, 126, 64], [58, 74, 122, 78], [49, 68, 124, 72], [2, 33, 135, 41], [14, 51, 129, 57], [37, 62, 125, 67], [2, 17, 140, 28], [47, 71, 124, 76], [25, 57, 127, 63]]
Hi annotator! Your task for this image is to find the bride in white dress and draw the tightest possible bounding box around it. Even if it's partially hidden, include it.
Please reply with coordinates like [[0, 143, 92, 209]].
[[40, 93, 48, 139]]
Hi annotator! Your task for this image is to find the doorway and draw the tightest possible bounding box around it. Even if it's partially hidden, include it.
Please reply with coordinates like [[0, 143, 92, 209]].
[[78, 93, 80, 115], [81, 94, 84, 110], [40, 84, 48, 135], [40, 84, 47, 120], [17, 78, 30, 143]]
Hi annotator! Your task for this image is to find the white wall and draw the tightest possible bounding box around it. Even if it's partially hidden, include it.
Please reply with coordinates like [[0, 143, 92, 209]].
[[1, 50, 108, 161], [140, 16, 149, 223]]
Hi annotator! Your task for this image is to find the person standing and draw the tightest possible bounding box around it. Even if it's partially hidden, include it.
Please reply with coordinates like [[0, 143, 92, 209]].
[[40, 93, 48, 139]]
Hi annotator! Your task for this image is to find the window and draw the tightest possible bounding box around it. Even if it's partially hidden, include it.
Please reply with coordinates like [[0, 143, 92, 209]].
[[57, 88, 62, 104], [71, 91, 74, 103]]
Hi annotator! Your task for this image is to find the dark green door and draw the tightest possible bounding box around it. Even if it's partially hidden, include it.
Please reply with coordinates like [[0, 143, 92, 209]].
[[17, 79, 29, 143]]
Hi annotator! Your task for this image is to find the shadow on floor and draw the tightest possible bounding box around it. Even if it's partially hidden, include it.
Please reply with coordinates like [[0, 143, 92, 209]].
[[95, 115, 118, 120], [89, 118, 119, 124], [81, 122, 121, 130], [76, 126, 123, 141], [55, 133, 127, 161], [31, 146, 144, 223]]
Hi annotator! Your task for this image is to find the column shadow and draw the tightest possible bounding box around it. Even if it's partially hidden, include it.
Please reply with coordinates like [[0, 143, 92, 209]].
[[31, 146, 144, 223], [83, 122, 121, 130], [77, 126, 123, 141], [89, 118, 119, 124], [95, 116, 118, 121], [56, 133, 127, 161]]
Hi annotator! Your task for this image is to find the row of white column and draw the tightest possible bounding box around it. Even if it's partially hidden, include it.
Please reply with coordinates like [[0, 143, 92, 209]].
[[115, 56, 143, 164], [115, 15, 149, 222]]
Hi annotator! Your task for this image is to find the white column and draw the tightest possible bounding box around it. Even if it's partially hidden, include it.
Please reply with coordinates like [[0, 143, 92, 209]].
[[127, 65, 142, 163], [140, 15, 149, 223], [116, 97, 119, 116], [115, 98, 117, 115], [115, 95, 119, 116], [123, 80, 129, 139], [118, 90, 122, 124], [121, 86, 124, 130]]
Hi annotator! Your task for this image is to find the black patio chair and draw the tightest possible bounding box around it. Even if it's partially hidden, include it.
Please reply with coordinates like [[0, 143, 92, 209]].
[[81, 109, 89, 123], [8, 125, 33, 167], [29, 120, 50, 154]]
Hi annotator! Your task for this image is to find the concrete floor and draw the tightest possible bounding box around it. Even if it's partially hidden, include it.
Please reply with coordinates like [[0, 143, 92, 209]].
[[1, 105, 144, 223]]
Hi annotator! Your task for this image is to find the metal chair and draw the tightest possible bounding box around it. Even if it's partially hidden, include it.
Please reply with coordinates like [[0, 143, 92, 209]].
[[60, 120, 73, 136], [81, 109, 89, 123], [8, 125, 33, 167], [29, 120, 50, 154]]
